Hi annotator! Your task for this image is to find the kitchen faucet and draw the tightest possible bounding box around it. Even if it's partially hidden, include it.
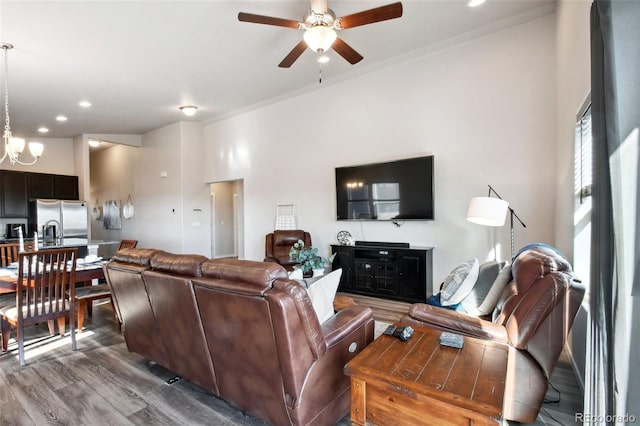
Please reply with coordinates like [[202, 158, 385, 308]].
[[43, 219, 62, 243]]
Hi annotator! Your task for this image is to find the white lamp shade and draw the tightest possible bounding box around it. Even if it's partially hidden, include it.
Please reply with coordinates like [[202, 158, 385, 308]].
[[28, 142, 44, 158], [303, 26, 337, 52], [8, 137, 25, 154], [466, 197, 509, 227]]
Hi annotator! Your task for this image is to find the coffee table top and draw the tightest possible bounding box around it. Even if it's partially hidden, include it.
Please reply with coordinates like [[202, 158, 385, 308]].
[[344, 324, 507, 420]]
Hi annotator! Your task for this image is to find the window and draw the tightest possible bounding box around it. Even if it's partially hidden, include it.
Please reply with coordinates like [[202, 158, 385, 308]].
[[573, 99, 592, 306]]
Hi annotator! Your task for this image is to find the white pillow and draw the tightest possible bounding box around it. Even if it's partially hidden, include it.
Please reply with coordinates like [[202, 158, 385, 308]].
[[305, 269, 342, 323], [475, 264, 512, 316], [440, 259, 479, 306]]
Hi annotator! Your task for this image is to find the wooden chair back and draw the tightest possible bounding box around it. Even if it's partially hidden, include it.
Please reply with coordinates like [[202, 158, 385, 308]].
[[0, 241, 35, 267], [118, 240, 138, 250], [2, 247, 78, 366]]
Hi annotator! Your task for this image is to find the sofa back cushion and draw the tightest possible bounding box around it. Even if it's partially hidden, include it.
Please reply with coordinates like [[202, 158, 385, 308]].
[[151, 251, 208, 277], [142, 269, 218, 393], [104, 251, 168, 367], [200, 259, 287, 294]]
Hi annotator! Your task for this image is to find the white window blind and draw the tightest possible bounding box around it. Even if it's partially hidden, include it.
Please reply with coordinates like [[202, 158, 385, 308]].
[[575, 104, 592, 204]]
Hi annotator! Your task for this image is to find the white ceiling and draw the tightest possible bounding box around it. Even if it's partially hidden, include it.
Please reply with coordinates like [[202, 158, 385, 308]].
[[0, 0, 556, 140]]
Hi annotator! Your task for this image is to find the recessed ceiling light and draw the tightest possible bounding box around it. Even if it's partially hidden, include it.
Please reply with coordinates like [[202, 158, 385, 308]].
[[79, 100, 92, 108], [468, 0, 486, 7], [38, 127, 49, 133], [88, 139, 101, 147], [179, 105, 198, 117], [56, 115, 68, 122]]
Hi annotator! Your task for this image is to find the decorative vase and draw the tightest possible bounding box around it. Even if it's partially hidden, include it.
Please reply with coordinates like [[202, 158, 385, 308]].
[[312, 268, 325, 277], [288, 269, 303, 279]]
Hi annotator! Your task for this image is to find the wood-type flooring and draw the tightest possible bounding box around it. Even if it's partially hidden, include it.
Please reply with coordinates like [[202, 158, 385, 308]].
[[0, 301, 582, 425]]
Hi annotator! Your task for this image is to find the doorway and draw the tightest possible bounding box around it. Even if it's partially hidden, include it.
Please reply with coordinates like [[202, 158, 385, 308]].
[[210, 180, 244, 259]]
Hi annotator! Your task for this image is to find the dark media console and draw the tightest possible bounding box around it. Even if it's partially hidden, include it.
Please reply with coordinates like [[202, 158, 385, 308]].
[[331, 242, 433, 304]]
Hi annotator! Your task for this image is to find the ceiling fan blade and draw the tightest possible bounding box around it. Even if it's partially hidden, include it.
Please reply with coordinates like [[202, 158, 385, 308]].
[[310, 0, 328, 14], [338, 2, 403, 29], [279, 40, 308, 68], [332, 37, 363, 65], [238, 12, 301, 29]]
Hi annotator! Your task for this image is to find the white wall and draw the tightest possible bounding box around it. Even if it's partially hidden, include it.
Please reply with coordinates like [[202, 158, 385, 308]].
[[89, 143, 137, 242], [554, 0, 592, 391], [179, 122, 210, 255], [0, 137, 76, 175], [203, 15, 557, 287]]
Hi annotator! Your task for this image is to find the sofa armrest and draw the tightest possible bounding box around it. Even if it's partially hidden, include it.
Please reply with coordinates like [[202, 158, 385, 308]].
[[322, 306, 374, 348], [403, 303, 508, 342]]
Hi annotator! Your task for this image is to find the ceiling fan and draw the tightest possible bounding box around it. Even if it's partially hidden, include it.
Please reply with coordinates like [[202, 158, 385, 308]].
[[238, 0, 403, 68]]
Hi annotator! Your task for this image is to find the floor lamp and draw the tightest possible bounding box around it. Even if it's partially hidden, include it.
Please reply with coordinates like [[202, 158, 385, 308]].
[[466, 185, 527, 260]]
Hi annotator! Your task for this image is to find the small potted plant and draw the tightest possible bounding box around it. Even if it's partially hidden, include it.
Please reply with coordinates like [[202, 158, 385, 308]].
[[289, 239, 336, 277]]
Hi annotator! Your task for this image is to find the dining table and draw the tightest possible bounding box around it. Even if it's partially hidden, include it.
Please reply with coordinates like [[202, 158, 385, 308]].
[[0, 260, 108, 292]]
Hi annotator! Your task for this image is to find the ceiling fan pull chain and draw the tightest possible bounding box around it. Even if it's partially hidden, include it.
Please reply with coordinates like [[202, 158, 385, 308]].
[[318, 60, 323, 84]]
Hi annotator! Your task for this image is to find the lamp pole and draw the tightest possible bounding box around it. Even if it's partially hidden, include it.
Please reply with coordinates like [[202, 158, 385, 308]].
[[487, 185, 527, 259]]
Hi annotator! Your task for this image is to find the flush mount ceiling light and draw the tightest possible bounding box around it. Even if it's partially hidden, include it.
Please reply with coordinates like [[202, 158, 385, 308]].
[[179, 105, 198, 117], [78, 100, 92, 108], [1, 43, 44, 166], [56, 115, 68, 122], [468, 0, 487, 7], [38, 127, 49, 133]]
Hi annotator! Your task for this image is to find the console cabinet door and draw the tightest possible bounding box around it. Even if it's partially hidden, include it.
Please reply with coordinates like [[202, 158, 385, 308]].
[[398, 251, 427, 301], [332, 245, 354, 291], [1, 171, 29, 217]]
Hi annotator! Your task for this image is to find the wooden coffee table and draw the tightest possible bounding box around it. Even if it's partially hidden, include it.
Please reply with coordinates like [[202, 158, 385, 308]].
[[344, 324, 507, 425]]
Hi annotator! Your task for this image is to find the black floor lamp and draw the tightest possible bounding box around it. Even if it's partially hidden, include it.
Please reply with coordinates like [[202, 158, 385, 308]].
[[466, 185, 527, 260]]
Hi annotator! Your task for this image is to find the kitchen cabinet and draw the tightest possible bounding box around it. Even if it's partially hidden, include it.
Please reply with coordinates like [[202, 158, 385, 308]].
[[331, 243, 433, 304], [53, 175, 79, 200], [1, 171, 29, 217], [0, 171, 80, 219], [28, 173, 79, 200]]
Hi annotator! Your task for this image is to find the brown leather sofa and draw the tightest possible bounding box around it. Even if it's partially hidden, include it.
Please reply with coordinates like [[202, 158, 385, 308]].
[[400, 245, 585, 423], [104, 248, 374, 426], [264, 229, 312, 271]]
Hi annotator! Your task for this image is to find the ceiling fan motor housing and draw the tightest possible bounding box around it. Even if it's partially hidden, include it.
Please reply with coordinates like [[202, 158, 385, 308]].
[[303, 8, 336, 29]]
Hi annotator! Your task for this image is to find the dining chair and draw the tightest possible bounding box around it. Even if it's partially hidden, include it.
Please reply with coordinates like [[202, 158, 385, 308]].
[[0, 247, 78, 366], [0, 241, 35, 267]]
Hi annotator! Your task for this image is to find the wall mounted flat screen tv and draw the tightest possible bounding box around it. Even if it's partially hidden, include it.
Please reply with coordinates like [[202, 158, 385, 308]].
[[335, 155, 434, 221]]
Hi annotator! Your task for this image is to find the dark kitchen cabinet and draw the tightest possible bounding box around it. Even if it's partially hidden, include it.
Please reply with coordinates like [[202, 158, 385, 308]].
[[53, 175, 79, 200], [28, 173, 78, 200], [28, 173, 55, 199], [0, 171, 80, 219], [331, 243, 433, 304], [1, 171, 29, 217]]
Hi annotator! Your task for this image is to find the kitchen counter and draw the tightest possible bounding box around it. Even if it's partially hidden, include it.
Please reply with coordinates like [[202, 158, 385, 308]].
[[0, 238, 120, 259]]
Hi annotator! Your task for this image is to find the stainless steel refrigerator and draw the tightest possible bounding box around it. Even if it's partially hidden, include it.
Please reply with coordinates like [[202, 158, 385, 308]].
[[31, 199, 89, 239]]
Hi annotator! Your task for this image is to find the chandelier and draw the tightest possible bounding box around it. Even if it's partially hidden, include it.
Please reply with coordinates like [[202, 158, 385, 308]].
[[1, 43, 43, 166]]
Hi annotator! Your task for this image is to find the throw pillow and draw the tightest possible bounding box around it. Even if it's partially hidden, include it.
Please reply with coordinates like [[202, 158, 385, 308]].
[[475, 264, 512, 316], [460, 260, 506, 315], [305, 269, 342, 324], [440, 259, 479, 306]]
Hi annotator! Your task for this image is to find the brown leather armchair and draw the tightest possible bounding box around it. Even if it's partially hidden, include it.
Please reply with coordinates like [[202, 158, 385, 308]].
[[401, 245, 585, 423], [264, 229, 312, 271]]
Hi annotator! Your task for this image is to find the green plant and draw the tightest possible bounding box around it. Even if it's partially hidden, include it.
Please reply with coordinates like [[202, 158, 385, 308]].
[[289, 239, 336, 273]]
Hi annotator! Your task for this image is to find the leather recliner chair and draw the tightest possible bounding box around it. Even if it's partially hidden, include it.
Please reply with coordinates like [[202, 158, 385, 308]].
[[401, 245, 585, 423], [264, 229, 312, 271]]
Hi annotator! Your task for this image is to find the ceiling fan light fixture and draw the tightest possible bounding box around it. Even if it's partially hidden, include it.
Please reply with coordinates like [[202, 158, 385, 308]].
[[304, 25, 337, 53], [317, 54, 330, 64], [179, 105, 198, 117]]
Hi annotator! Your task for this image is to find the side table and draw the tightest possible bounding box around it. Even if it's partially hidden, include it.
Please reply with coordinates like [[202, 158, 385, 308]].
[[344, 324, 507, 425]]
